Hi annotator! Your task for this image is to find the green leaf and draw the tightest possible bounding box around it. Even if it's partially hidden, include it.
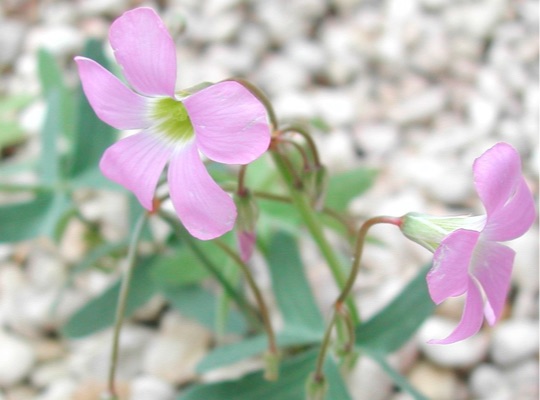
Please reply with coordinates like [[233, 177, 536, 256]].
[[150, 246, 210, 287], [182, 348, 351, 400], [356, 265, 434, 353], [40, 89, 61, 185], [197, 328, 322, 373], [162, 285, 246, 335], [37, 48, 75, 140], [267, 231, 324, 332], [61, 257, 156, 338], [69, 39, 115, 178], [0, 193, 69, 242], [325, 168, 377, 212]]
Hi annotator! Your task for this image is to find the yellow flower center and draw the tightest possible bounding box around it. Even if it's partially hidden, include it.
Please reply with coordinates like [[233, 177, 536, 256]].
[[151, 97, 194, 142]]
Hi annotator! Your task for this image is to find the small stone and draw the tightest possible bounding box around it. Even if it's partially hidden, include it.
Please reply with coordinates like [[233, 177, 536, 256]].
[[389, 88, 447, 125], [130, 375, 176, 400], [467, 94, 499, 136], [77, 0, 130, 16], [408, 361, 465, 400], [31, 360, 69, 388], [25, 25, 84, 57], [490, 319, 539, 366], [35, 378, 77, 400], [354, 123, 398, 158], [273, 91, 316, 121], [0, 330, 36, 387], [418, 317, 489, 368], [142, 312, 211, 385], [0, 19, 27, 68], [346, 355, 394, 400], [469, 364, 511, 400], [505, 359, 540, 399]]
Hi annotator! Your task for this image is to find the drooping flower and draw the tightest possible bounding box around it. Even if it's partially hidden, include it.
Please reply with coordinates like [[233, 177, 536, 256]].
[[400, 143, 536, 344], [75, 7, 270, 240]]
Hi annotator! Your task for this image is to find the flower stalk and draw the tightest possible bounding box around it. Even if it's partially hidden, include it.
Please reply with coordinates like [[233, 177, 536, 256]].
[[106, 212, 148, 398], [311, 216, 402, 386], [214, 239, 279, 380]]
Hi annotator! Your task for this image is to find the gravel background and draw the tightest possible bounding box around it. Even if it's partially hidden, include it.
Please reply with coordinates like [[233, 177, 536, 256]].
[[0, 0, 538, 399]]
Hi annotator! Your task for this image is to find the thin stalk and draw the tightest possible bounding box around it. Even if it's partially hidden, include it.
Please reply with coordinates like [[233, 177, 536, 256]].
[[237, 164, 248, 197], [214, 239, 278, 361], [159, 211, 262, 330], [312, 216, 402, 382], [271, 150, 360, 325], [106, 212, 148, 398], [281, 124, 322, 167]]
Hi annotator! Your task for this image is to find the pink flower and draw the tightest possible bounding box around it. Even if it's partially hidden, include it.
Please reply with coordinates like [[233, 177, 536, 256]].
[[401, 143, 536, 343], [75, 8, 270, 240]]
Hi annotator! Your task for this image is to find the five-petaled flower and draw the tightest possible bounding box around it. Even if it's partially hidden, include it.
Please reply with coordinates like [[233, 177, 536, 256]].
[[401, 143, 536, 344], [75, 7, 270, 240]]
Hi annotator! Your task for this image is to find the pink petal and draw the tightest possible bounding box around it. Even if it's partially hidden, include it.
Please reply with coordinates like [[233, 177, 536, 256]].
[[168, 144, 237, 240], [100, 131, 172, 210], [473, 143, 535, 241], [482, 178, 536, 242], [428, 229, 479, 305], [471, 240, 515, 325], [184, 81, 270, 165], [473, 143, 521, 215], [109, 7, 176, 97], [237, 230, 256, 262], [75, 57, 150, 130], [428, 277, 485, 344]]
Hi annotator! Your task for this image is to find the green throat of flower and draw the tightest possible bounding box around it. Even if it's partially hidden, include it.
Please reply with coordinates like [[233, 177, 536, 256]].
[[151, 97, 195, 143]]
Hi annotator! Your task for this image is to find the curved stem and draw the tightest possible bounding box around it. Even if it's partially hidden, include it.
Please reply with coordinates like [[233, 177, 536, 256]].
[[280, 124, 321, 167], [336, 216, 402, 305], [214, 239, 279, 360], [279, 138, 311, 172], [107, 212, 148, 398], [312, 216, 401, 382]]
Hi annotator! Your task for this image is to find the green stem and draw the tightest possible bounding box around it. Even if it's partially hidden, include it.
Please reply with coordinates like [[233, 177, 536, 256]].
[[271, 150, 360, 325], [107, 212, 148, 398], [214, 239, 279, 379], [312, 216, 401, 383], [159, 211, 262, 331], [281, 124, 322, 167]]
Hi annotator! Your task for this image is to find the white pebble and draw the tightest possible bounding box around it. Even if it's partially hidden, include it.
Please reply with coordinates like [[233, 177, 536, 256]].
[[0, 330, 36, 387], [490, 319, 539, 366], [469, 364, 511, 400], [142, 312, 211, 385], [389, 88, 447, 125], [130, 375, 176, 400]]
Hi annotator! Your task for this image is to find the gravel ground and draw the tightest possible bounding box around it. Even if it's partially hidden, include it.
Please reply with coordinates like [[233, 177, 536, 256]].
[[0, 0, 538, 399]]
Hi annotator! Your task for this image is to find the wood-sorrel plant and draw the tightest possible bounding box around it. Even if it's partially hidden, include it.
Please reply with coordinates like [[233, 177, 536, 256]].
[[0, 7, 535, 400]]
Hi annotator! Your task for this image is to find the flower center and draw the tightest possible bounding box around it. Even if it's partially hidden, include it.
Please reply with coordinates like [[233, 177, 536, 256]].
[[151, 97, 195, 143]]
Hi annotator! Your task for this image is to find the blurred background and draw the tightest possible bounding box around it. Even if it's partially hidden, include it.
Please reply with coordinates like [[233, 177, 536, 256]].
[[0, 0, 538, 399]]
